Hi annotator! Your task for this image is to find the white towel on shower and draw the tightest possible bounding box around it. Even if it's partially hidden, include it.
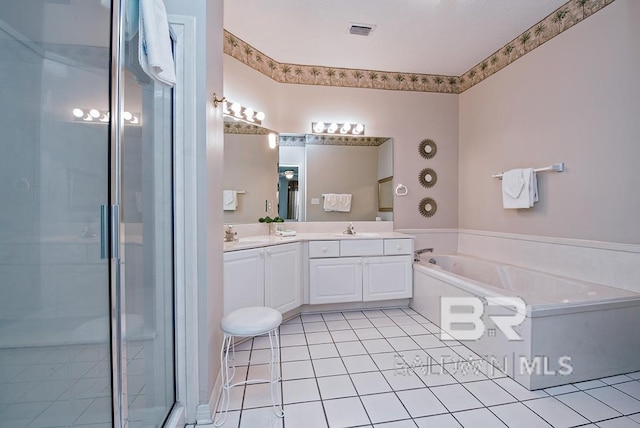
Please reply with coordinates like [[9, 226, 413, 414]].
[[502, 168, 537, 209], [139, 0, 176, 87]]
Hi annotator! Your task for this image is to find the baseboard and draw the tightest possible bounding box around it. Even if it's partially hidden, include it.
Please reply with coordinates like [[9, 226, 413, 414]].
[[195, 369, 222, 426]]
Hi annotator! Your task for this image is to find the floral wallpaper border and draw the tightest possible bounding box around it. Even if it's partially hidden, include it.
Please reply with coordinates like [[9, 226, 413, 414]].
[[279, 135, 390, 147], [224, 0, 614, 94], [223, 120, 272, 135]]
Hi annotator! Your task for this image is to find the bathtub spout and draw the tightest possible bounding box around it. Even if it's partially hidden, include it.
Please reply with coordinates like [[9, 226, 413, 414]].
[[414, 248, 434, 262]]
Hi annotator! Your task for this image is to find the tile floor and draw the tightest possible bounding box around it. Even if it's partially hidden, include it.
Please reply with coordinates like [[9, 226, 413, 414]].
[[0, 342, 156, 428], [214, 307, 640, 428]]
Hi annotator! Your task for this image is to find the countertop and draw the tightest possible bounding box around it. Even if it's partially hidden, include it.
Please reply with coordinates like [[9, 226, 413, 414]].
[[223, 231, 415, 252]]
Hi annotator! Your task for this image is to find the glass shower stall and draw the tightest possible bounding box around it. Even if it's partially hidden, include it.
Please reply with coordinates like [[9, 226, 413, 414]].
[[0, 1, 177, 426]]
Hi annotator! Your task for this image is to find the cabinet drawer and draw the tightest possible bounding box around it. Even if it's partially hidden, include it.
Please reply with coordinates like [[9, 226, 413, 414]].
[[384, 239, 414, 255], [340, 239, 383, 257], [309, 240, 340, 258]]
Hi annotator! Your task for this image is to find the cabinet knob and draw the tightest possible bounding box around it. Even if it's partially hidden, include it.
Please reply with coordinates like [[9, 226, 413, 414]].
[[322, 246, 327, 253], [266, 249, 272, 255], [396, 245, 402, 250], [363, 260, 369, 265]]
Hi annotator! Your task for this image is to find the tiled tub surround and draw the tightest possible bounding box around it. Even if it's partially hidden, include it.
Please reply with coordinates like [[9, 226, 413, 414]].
[[412, 253, 640, 390], [458, 230, 640, 294], [213, 308, 640, 428]]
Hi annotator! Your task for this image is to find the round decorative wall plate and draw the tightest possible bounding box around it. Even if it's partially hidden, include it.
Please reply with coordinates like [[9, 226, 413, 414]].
[[418, 168, 437, 188], [418, 197, 437, 218], [418, 139, 437, 159]]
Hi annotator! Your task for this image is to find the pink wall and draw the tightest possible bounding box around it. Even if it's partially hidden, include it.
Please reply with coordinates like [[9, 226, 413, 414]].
[[224, 58, 459, 229], [459, 0, 640, 244]]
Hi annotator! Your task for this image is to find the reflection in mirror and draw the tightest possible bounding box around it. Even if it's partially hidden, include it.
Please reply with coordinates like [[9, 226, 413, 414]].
[[378, 176, 393, 212], [223, 119, 279, 224], [280, 135, 393, 222], [278, 166, 299, 221]]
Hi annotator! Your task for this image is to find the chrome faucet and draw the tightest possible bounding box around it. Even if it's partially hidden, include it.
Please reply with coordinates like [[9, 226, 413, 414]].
[[343, 222, 356, 235], [224, 225, 237, 242], [414, 247, 434, 262]]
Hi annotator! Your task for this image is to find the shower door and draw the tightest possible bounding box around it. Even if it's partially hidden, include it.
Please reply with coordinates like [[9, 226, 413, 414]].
[[0, 1, 176, 427]]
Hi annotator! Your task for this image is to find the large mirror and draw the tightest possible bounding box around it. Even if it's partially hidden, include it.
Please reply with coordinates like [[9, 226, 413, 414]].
[[223, 119, 279, 224], [223, 124, 393, 224], [280, 134, 393, 222]]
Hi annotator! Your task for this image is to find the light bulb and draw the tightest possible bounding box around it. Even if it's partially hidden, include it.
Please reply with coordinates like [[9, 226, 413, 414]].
[[99, 114, 109, 122], [230, 102, 241, 113], [340, 123, 351, 134], [89, 109, 100, 118], [268, 133, 277, 149], [313, 122, 325, 133], [327, 123, 338, 133], [255, 111, 265, 121], [72, 108, 84, 118], [354, 124, 364, 134], [123, 111, 133, 121], [244, 107, 254, 121], [83, 114, 93, 121], [284, 170, 294, 180]]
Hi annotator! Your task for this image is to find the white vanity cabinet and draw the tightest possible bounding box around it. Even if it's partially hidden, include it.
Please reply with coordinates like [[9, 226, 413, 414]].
[[223, 247, 264, 315], [309, 257, 363, 304], [264, 243, 301, 314], [309, 238, 413, 304], [362, 255, 413, 301], [223, 242, 301, 315]]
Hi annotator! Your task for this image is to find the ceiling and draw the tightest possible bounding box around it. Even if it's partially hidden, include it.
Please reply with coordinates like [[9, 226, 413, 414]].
[[224, 0, 568, 76]]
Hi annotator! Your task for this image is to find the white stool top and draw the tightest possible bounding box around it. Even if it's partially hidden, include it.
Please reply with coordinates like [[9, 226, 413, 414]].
[[221, 306, 283, 336]]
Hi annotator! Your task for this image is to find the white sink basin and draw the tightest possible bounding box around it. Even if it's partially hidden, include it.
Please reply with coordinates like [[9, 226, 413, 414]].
[[237, 236, 273, 245], [334, 232, 381, 238]]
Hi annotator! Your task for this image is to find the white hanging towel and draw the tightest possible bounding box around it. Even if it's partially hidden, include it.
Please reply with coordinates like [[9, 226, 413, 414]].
[[337, 194, 352, 212], [502, 168, 537, 209], [139, 0, 176, 87], [323, 194, 339, 211], [223, 190, 238, 211]]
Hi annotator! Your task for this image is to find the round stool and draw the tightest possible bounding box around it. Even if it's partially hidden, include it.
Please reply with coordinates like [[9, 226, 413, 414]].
[[214, 307, 284, 426]]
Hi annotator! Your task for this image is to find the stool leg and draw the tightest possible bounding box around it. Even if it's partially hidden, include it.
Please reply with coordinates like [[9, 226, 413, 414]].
[[268, 329, 284, 418], [214, 334, 234, 427]]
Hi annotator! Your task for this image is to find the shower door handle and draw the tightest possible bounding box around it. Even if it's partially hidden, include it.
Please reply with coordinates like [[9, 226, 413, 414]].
[[100, 205, 108, 259], [100, 204, 120, 260]]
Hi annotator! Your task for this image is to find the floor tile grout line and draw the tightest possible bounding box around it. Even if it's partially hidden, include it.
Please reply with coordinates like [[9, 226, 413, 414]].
[[300, 313, 331, 428]]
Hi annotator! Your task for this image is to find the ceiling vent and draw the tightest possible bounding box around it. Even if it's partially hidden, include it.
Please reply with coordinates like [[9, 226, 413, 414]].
[[348, 23, 376, 37]]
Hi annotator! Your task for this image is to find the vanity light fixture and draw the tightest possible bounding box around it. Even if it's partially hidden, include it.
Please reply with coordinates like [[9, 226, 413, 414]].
[[311, 121, 365, 136], [71, 108, 140, 125], [268, 133, 277, 149], [222, 100, 264, 126]]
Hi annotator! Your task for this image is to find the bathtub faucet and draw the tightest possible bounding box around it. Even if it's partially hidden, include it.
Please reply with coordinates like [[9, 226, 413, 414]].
[[414, 248, 433, 262]]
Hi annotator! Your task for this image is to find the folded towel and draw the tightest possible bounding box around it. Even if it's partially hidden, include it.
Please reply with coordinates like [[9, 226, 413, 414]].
[[337, 194, 352, 212], [323, 194, 339, 211], [502, 168, 537, 209], [139, 0, 176, 87], [276, 229, 297, 237], [223, 190, 237, 211]]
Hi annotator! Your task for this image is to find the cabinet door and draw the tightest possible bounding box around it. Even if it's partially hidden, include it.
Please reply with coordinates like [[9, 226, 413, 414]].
[[223, 248, 264, 316], [363, 255, 413, 301], [309, 257, 363, 304], [265, 243, 301, 314]]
